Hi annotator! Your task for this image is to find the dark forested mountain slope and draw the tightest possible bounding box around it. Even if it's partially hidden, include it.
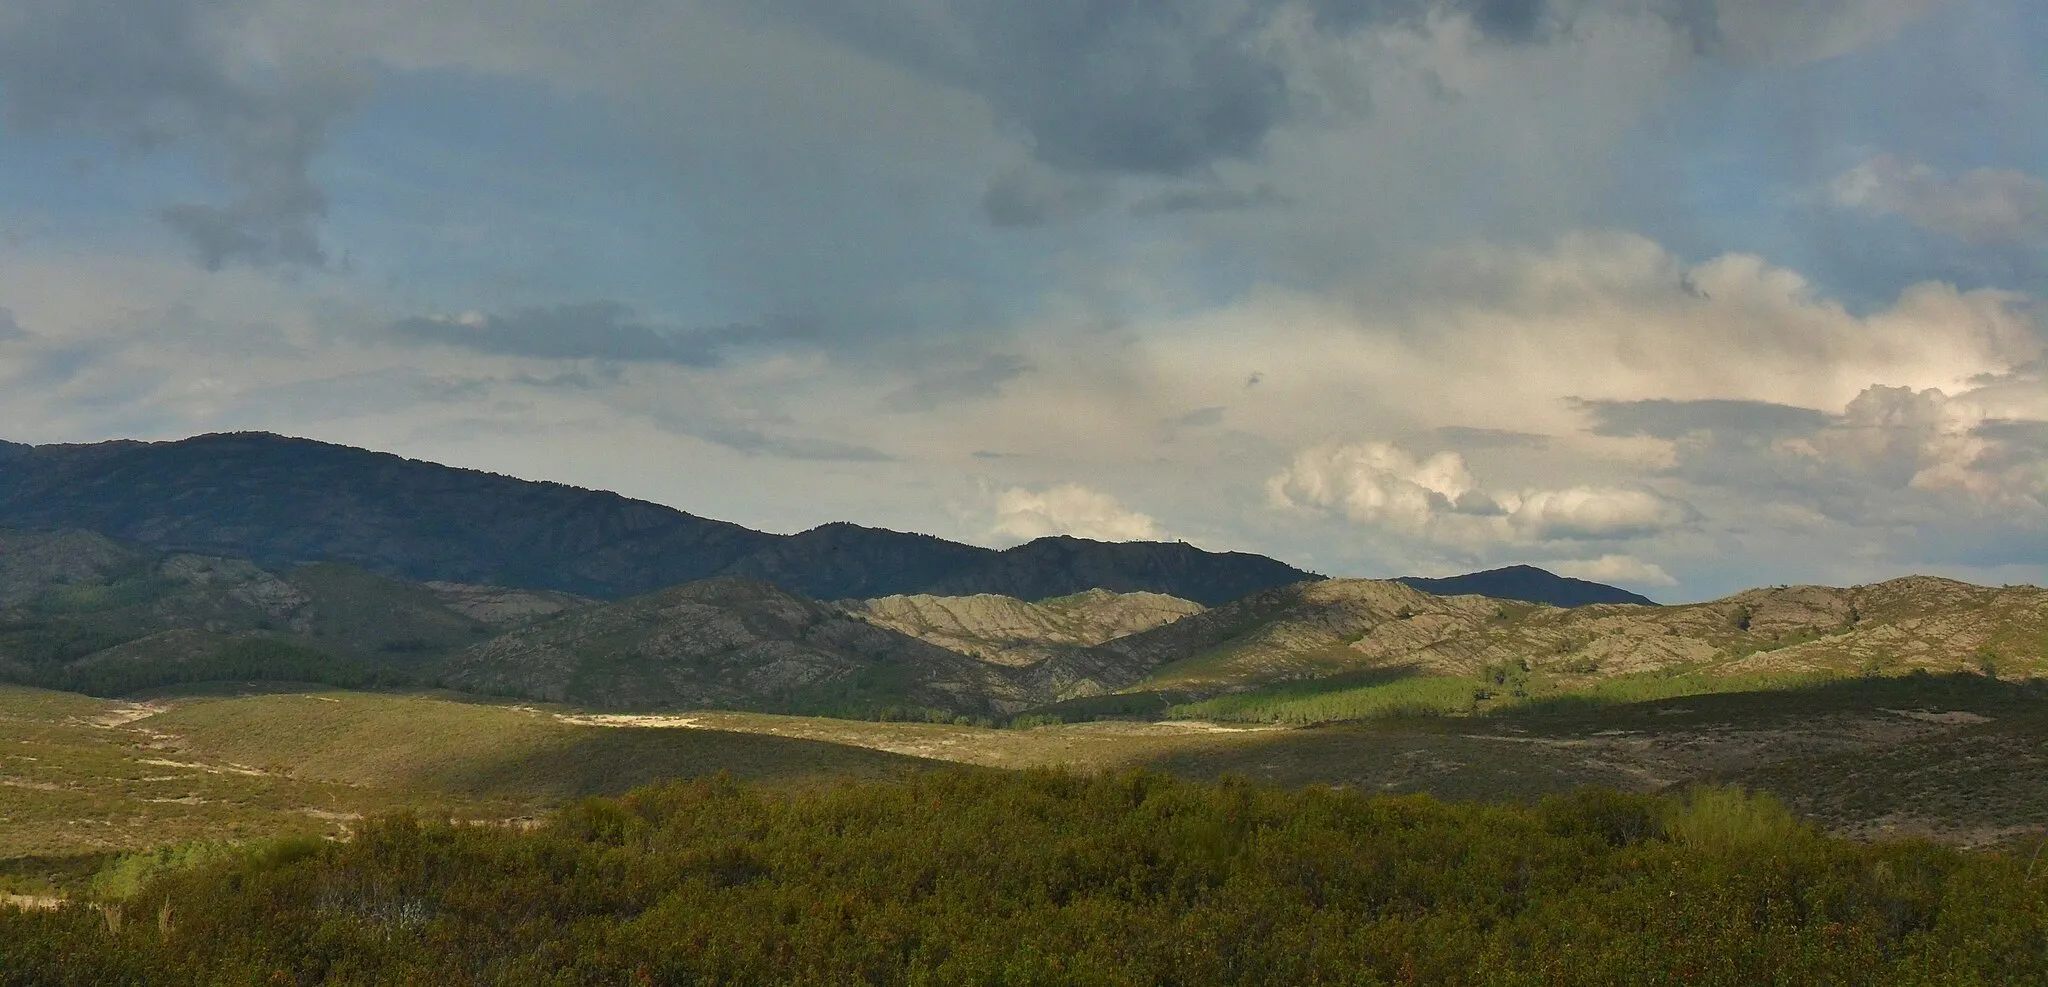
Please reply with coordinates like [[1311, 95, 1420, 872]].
[[0, 434, 775, 598], [929, 537, 1315, 607], [0, 433, 1319, 604], [1397, 565, 1659, 607]]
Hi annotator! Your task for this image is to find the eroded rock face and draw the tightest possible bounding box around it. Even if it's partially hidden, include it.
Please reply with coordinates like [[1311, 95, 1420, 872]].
[[847, 589, 1203, 667], [423, 582, 592, 628], [159, 555, 314, 630]]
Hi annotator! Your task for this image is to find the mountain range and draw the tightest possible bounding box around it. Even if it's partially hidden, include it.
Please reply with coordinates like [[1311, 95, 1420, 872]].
[[2, 521, 2039, 719], [35, 429, 2030, 720], [0, 433, 1317, 606]]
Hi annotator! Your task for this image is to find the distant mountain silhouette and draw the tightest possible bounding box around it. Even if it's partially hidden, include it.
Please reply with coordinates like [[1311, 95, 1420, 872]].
[[0, 440, 28, 463], [0, 433, 1316, 605], [1396, 565, 1658, 607]]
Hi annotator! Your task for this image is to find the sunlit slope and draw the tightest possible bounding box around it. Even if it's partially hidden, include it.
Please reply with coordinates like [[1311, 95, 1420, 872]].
[[1113, 576, 2048, 695], [0, 683, 935, 866]]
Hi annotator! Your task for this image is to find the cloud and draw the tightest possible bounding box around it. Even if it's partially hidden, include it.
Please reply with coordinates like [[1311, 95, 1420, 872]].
[[1504, 486, 1697, 541], [1266, 440, 1695, 544], [392, 303, 808, 365], [0, 308, 26, 341], [1612, 383, 2048, 535], [785, 0, 1914, 191], [691, 424, 894, 462], [991, 483, 1165, 542], [1829, 155, 2048, 246], [879, 354, 1033, 412], [1129, 183, 1289, 217], [1672, 0, 1948, 64], [1431, 425, 1549, 449], [0, 0, 366, 268], [1575, 398, 1835, 439], [982, 165, 1112, 227], [1546, 554, 1677, 588]]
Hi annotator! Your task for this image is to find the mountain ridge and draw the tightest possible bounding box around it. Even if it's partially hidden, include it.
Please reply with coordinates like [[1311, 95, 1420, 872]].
[[1396, 565, 1659, 607], [0, 432, 1315, 606]]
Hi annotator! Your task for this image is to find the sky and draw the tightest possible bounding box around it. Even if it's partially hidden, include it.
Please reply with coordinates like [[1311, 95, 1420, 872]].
[[0, 0, 2044, 602]]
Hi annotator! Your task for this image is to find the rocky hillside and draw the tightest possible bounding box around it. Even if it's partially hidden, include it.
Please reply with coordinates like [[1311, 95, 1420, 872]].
[[1392, 577, 2048, 681], [1100, 580, 1509, 692], [0, 433, 1317, 604], [848, 589, 1203, 666], [1103, 576, 2048, 696], [440, 578, 1033, 714]]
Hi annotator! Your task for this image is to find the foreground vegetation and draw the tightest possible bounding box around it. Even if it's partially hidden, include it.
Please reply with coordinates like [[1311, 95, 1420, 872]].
[[5, 771, 2046, 985]]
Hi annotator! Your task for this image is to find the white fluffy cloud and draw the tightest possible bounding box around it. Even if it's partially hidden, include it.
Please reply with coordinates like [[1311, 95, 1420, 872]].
[[1829, 155, 2048, 246], [1547, 554, 1679, 588], [1266, 441, 1695, 547], [990, 484, 1165, 543]]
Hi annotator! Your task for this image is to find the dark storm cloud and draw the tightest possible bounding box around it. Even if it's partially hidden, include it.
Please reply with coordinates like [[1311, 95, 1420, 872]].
[[774, 0, 1593, 187], [1573, 397, 1836, 439], [392, 303, 812, 365], [0, 0, 364, 268], [949, 1, 1291, 176]]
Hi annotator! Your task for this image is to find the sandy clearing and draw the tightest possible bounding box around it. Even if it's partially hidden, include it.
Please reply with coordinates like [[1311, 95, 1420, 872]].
[[135, 758, 266, 777], [84, 702, 170, 729]]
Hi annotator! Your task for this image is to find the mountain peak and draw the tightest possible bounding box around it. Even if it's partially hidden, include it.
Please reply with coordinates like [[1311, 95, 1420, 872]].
[[1396, 566, 1658, 608]]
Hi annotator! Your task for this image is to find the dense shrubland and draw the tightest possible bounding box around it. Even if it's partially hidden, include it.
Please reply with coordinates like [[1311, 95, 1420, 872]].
[[5, 770, 2045, 986], [1166, 667, 2037, 726]]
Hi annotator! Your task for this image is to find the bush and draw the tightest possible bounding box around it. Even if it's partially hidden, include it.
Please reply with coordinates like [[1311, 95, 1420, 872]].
[[7, 772, 2046, 985]]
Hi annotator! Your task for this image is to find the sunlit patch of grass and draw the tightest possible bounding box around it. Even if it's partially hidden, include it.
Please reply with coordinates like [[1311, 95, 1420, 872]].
[[1167, 669, 1480, 725]]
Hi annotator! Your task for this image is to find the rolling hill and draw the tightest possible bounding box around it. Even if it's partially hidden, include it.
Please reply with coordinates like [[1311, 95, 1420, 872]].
[[1104, 575, 2048, 698], [439, 577, 1034, 714]]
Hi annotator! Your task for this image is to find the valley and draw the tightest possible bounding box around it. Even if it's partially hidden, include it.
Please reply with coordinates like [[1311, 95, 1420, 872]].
[[1, 433, 2045, 920]]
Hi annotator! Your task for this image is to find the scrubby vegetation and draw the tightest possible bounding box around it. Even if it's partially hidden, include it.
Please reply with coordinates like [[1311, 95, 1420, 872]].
[[1166, 665, 1938, 726], [4, 771, 2045, 986]]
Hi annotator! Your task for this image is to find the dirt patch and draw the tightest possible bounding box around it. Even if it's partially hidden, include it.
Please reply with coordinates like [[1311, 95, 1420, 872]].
[[1879, 708, 1991, 725], [135, 758, 267, 777], [554, 713, 704, 729], [82, 702, 169, 729]]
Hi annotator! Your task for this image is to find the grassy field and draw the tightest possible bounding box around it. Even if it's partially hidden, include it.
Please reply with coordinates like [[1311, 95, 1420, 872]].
[[0, 683, 935, 895], [7, 671, 2047, 897]]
